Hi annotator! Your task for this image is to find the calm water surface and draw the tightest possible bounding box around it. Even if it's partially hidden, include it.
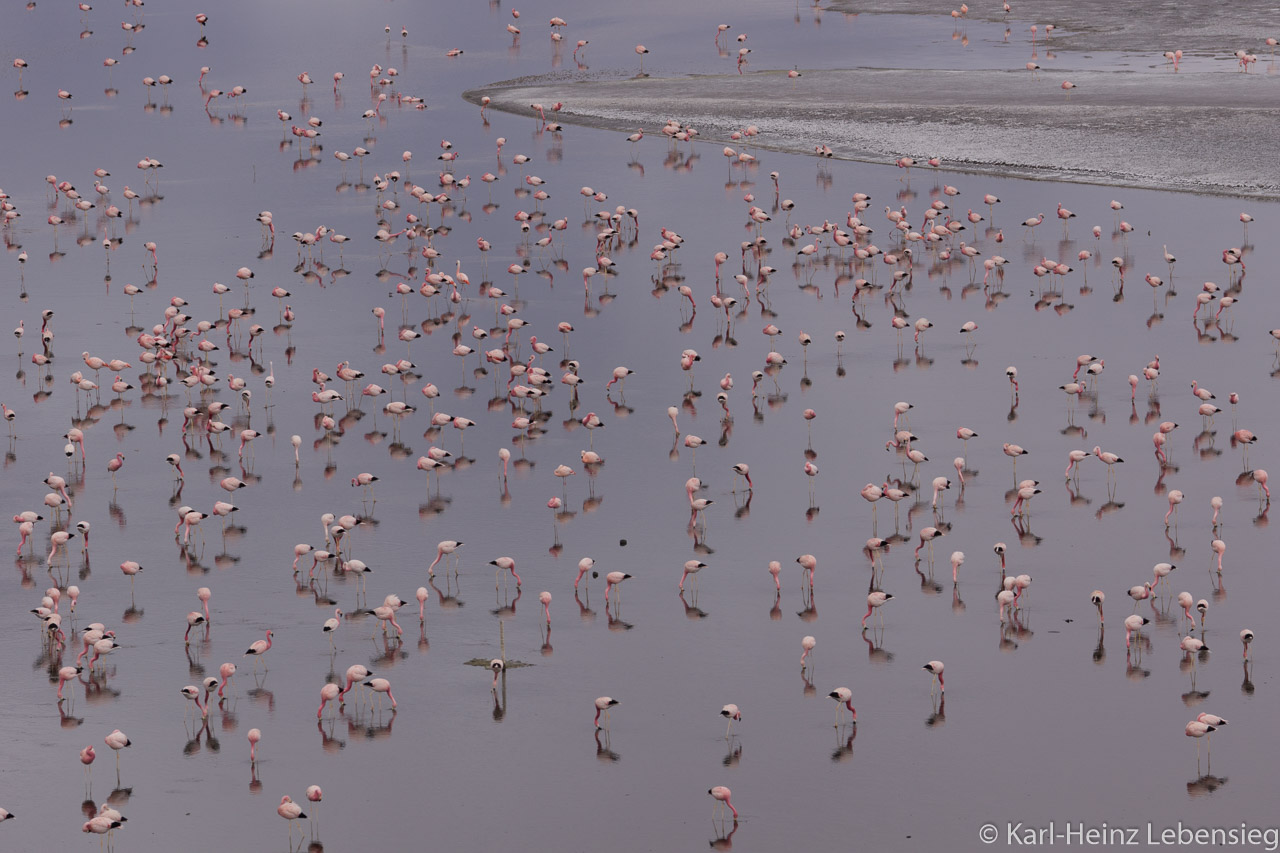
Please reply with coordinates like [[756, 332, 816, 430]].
[[1, 1, 1278, 851]]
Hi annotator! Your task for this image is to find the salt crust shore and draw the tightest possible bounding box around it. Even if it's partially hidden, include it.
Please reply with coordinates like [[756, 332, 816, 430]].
[[467, 67, 1280, 197]]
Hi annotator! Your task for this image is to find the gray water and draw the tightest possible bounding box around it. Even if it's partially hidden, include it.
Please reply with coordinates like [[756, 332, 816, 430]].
[[2, 1, 1279, 852]]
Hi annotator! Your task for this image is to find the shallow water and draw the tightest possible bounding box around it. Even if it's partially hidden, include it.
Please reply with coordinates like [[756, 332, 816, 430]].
[[2, 1, 1279, 852]]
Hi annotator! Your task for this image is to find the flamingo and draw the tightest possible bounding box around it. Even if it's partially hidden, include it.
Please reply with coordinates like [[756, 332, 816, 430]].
[[104, 729, 130, 780], [244, 630, 273, 669], [364, 678, 397, 710], [428, 540, 463, 575], [923, 660, 945, 694], [828, 687, 856, 725], [277, 796, 307, 845], [708, 786, 738, 821], [594, 696, 619, 729], [490, 556, 522, 589], [1185, 720, 1216, 762], [604, 571, 631, 605], [1165, 490, 1183, 526], [720, 704, 742, 737], [1124, 614, 1149, 649], [679, 559, 707, 591], [863, 591, 892, 628], [800, 635, 816, 667]]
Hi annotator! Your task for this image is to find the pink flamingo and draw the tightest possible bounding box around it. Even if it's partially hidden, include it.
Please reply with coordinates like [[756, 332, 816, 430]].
[[372, 604, 402, 638], [914, 527, 945, 561], [104, 729, 130, 779], [181, 685, 208, 720], [322, 609, 342, 646], [828, 687, 856, 725], [1065, 449, 1091, 478], [364, 678, 397, 710], [277, 796, 306, 844], [184, 612, 206, 644], [709, 786, 738, 820], [863, 591, 892, 628], [1177, 592, 1195, 627], [57, 665, 81, 700], [339, 665, 372, 705], [244, 630, 273, 670], [1124, 614, 1148, 649], [218, 662, 236, 697], [932, 477, 952, 510], [428, 540, 463, 576], [307, 786, 323, 830], [605, 366, 633, 392], [1128, 583, 1154, 610], [1002, 443, 1028, 478], [574, 557, 595, 589], [604, 571, 631, 605], [594, 696, 619, 729], [1092, 446, 1123, 482], [491, 556, 522, 589], [800, 635, 816, 666], [1165, 489, 1183, 526], [796, 554, 816, 587], [923, 660, 945, 694], [247, 728, 262, 762], [861, 483, 883, 529], [720, 704, 742, 737], [107, 453, 125, 487]]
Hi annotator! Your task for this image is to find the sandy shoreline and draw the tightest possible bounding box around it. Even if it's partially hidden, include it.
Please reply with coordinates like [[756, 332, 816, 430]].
[[827, 0, 1280, 56], [467, 67, 1280, 197]]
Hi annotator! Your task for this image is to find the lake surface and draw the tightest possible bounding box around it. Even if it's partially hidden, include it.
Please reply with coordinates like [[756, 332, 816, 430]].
[[2, 1, 1278, 851]]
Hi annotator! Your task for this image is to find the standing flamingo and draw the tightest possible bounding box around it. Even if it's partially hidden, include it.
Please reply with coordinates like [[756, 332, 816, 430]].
[[574, 557, 595, 589], [708, 786, 738, 820], [720, 704, 742, 737], [428, 540, 463, 576], [828, 687, 856, 725], [1124, 614, 1149, 649], [364, 678, 397, 710], [277, 796, 307, 845], [923, 660, 945, 694], [800, 635, 816, 667], [863, 591, 892, 628], [244, 630, 273, 669], [104, 730, 130, 781], [1185, 720, 1216, 762], [1165, 489, 1183, 526], [604, 571, 631, 605], [594, 696, 619, 729], [490, 556, 522, 589]]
